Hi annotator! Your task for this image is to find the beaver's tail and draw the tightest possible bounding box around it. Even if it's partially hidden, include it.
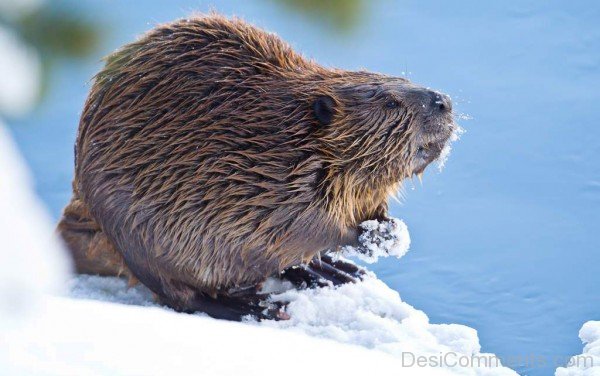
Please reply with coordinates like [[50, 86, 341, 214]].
[[57, 188, 132, 279]]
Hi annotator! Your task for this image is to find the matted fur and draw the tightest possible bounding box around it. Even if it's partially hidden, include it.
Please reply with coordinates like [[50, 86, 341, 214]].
[[58, 14, 454, 308]]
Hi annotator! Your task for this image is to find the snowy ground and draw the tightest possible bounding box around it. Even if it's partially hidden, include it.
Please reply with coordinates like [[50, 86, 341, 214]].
[[5, 296, 444, 376], [68, 274, 518, 375]]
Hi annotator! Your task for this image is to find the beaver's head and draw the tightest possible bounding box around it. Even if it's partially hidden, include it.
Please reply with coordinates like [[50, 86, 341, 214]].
[[314, 75, 456, 188]]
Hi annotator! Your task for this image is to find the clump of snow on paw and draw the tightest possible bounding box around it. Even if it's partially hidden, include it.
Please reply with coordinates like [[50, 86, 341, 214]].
[[555, 321, 600, 376], [262, 276, 517, 375], [342, 217, 410, 263]]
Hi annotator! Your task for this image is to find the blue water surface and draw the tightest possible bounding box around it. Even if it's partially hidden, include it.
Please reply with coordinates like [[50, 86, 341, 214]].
[[9, 1, 600, 375]]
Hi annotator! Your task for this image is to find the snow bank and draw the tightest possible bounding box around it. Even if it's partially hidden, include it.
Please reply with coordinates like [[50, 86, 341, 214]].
[[0, 122, 70, 374], [257, 276, 517, 376], [68, 274, 517, 375], [7, 296, 449, 376], [555, 321, 600, 376], [0, 124, 70, 326], [264, 277, 480, 356], [0, 0, 60, 328]]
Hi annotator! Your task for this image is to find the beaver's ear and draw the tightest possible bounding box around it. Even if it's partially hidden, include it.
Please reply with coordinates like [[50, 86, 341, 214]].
[[313, 96, 335, 125]]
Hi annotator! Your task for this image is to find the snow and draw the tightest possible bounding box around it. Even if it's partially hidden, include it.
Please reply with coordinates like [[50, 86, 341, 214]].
[[66, 274, 519, 375], [7, 296, 450, 376], [65, 275, 519, 375], [69, 274, 158, 307], [265, 278, 493, 362], [0, 124, 70, 326], [436, 123, 464, 172], [341, 218, 411, 263], [0, 121, 70, 373], [0, 0, 61, 330], [555, 321, 600, 376]]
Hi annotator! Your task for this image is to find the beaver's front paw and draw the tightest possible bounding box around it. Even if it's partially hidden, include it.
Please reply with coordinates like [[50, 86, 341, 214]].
[[341, 217, 411, 263]]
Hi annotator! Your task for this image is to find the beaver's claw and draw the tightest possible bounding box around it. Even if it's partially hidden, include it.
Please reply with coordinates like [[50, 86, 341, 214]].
[[280, 253, 366, 289], [176, 287, 288, 322]]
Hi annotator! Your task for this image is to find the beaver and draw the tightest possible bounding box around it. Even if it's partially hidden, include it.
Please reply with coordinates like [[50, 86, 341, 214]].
[[57, 14, 455, 320]]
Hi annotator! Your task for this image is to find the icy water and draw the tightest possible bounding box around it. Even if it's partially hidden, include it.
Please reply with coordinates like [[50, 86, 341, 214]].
[[8, 1, 600, 375]]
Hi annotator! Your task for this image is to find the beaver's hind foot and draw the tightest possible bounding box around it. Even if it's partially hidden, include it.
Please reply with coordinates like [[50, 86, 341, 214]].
[[181, 255, 365, 321], [163, 288, 289, 322]]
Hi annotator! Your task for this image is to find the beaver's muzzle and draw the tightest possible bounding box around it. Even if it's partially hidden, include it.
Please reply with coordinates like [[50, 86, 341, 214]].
[[407, 88, 455, 171]]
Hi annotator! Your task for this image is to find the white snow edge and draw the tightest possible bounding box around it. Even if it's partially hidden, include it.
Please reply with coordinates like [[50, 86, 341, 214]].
[[555, 321, 600, 376]]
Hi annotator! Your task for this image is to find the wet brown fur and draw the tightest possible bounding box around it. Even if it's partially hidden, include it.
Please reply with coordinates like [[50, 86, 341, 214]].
[[57, 14, 454, 309]]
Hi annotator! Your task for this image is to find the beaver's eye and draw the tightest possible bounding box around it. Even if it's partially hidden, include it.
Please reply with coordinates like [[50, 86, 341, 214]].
[[386, 99, 399, 109]]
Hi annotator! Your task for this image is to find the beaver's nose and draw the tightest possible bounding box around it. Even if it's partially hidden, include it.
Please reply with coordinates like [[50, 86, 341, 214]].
[[427, 90, 452, 113]]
